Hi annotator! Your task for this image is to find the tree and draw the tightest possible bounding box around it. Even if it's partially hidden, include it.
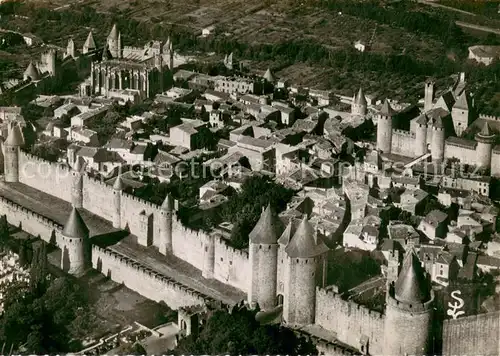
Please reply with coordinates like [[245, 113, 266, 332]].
[[18, 241, 28, 268], [173, 306, 317, 355]]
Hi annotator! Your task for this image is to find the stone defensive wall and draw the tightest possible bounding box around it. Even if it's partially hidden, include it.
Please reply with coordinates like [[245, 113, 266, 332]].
[[0, 194, 64, 246], [479, 114, 500, 122], [442, 311, 500, 356], [314, 286, 384, 355], [212, 234, 249, 292], [391, 129, 415, 158], [92, 246, 209, 310], [14, 152, 251, 293], [19, 151, 73, 203]]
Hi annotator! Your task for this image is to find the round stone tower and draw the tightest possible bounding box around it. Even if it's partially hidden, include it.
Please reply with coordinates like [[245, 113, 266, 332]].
[[431, 117, 445, 161], [112, 175, 124, 228], [159, 193, 174, 255], [283, 215, 329, 327], [61, 206, 90, 276], [415, 114, 429, 157], [71, 156, 85, 209], [376, 99, 395, 154], [384, 250, 434, 356], [351, 87, 367, 116], [3, 123, 24, 183], [247, 204, 283, 311], [475, 121, 495, 169]]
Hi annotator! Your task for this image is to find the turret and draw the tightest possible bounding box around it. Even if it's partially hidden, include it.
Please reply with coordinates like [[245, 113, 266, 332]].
[[424, 80, 435, 112], [384, 250, 434, 356], [351, 87, 367, 116], [82, 31, 97, 54], [61, 206, 90, 276], [248, 204, 283, 310], [415, 114, 429, 157], [475, 121, 495, 169], [263, 68, 275, 83], [160, 193, 174, 255], [71, 156, 85, 209], [45, 49, 57, 77], [107, 24, 121, 59], [3, 123, 24, 183], [112, 175, 124, 228], [283, 215, 329, 326], [431, 116, 445, 161], [452, 91, 473, 136], [376, 98, 395, 154], [165, 37, 174, 70], [66, 38, 76, 59], [23, 61, 40, 81]]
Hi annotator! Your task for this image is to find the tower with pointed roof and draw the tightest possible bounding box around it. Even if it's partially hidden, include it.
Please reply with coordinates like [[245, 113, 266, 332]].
[[61, 206, 90, 276], [424, 79, 435, 112], [247, 204, 283, 310], [376, 98, 395, 154], [107, 24, 122, 59], [112, 175, 124, 228], [282, 215, 329, 326], [160, 193, 174, 255], [66, 38, 76, 59], [71, 156, 85, 209], [3, 123, 24, 183], [23, 61, 40, 81], [164, 37, 174, 70], [82, 31, 97, 54], [475, 121, 495, 169], [431, 116, 445, 161], [415, 113, 429, 157], [351, 87, 367, 116], [451, 91, 473, 136], [384, 250, 434, 355]]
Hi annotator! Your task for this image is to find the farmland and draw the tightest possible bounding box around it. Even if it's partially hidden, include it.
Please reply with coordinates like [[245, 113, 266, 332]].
[[0, 0, 499, 112]]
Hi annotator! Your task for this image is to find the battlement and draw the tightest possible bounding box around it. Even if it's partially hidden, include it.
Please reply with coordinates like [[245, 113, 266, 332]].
[[0, 195, 63, 231], [392, 129, 415, 138], [20, 151, 70, 173], [479, 114, 500, 122], [92, 245, 211, 303], [386, 290, 434, 313], [121, 191, 161, 213], [213, 234, 249, 258], [316, 286, 384, 319]]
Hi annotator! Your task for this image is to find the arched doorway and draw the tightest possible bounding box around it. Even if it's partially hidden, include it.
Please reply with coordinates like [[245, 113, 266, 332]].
[[276, 294, 284, 305]]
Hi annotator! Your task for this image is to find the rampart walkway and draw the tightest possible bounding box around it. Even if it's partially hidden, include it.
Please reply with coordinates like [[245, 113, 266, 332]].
[[0, 181, 245, 306]]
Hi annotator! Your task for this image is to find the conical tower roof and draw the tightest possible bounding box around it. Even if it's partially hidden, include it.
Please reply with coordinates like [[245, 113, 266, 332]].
[[478, 121, 494, 137], [415, 113, 428, 126], [433, 116, 444, 129], [24, 61, 39, 81], [62, 206, 89, 239], [379, 98, 396, 116], [84, 31, 96, 50], [161, 193, 174, 211], [113, 175, 124, 190], [108, 24, 118, 40], [263, 68, 275, 82], [394, 251, 430, 304], [5, 123, 24, 146], [249, 204, 283, 245], [285, 215, 329, 258], [355, 87, 367, 106], [278, 220, 295, 246]]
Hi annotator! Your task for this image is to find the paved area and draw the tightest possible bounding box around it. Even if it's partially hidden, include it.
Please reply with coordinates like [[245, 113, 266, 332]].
[[0, 181, 246, 306]]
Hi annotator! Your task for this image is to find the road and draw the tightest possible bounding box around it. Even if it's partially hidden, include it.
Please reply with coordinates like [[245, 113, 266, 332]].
[[455, 21, 500, 35], [416, 0, 476, 16]]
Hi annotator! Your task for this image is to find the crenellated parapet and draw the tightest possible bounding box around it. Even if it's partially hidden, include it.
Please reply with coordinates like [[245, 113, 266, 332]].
[[92, 245, 212, 309], [392, 129, 415, 138]]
